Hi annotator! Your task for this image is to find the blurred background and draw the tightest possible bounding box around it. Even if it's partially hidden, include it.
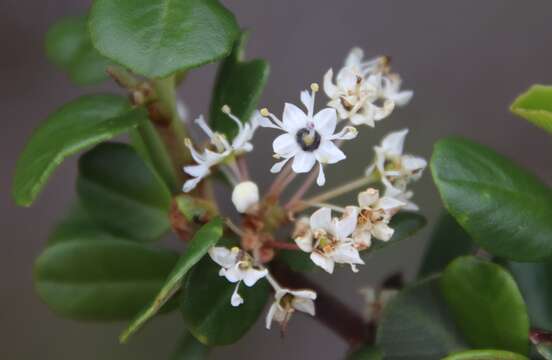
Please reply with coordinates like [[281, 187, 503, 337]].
[[2, 1, 552, 359]]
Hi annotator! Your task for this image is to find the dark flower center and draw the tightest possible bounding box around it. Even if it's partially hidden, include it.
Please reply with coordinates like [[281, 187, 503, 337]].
[[295, 128, 321, 152]]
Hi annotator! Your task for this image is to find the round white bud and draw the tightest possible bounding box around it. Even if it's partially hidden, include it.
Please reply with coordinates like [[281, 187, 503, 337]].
[[232, 181, 260, 213]]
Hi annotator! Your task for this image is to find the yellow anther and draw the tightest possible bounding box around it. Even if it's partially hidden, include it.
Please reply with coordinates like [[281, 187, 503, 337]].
[[231, 246, 240, 253], [221, 104, 231, 114], [260, 108, 270, 117], [310, 83, 319, 92]]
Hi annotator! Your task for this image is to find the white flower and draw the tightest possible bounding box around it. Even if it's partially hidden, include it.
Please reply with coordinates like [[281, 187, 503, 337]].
[[182, 107, 260, 192], [366, 129, 427, 209], [259, 83, 357, 186], [208, 246, 268, 306], [294, 207, 364, 273], [265, 287, 317, 330], [232, 181, 259, 213], [381, 73, 413, 107], [348, 188, 404, 250], [358, 287, 398, 321]]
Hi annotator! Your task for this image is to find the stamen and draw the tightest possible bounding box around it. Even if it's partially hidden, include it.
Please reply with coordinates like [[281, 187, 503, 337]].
[[260, 108, 270, 117], [221, 104, 231, 114], [310, 83, 319, 92]]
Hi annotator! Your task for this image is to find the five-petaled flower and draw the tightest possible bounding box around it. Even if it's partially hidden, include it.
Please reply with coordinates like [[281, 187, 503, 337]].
[[294, 207, 364, 273], [259, 83, 357, 186], [208, 246, 268, 306], [366, 128, 427, 210], [348, 188, 404, 250]]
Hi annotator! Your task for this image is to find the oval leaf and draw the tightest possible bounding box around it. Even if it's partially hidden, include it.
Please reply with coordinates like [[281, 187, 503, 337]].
[[120, 218, 223, 342], [170, 332, 210, 360], [376, 276, 468, 359], [209, 31, 269, 137], [180, 256, 270, 345], [77, 142, 171, 241], [510, 84, 552, 134], [509, 261, 552, 332], [12, 95, 145, 206], [89, 0, 239, 78], [441, 256, 530, 354], [418, 212, 474, 277], [45, 15, 111, 85], [35, 233, 178, 321], [431, 137, 552, 261], [443, 350, 528, 360]]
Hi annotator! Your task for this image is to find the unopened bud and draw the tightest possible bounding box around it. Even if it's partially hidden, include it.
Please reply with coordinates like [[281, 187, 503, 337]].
[[232, 181, 260, 213]]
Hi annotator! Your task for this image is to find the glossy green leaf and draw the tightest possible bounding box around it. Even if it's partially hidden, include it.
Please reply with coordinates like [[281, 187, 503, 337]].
[[278, 249, 317, 272], [431, 137, 552, 261], [367, 212, 427, 253], [509, 261, 552, 331], [170, 332, 209, 360], [376, 276, 468, 359], [45, 15, 111, 85], [35, 232, 178, 321], [347, 346, 383, 360], [180, 256, 270, 345], [510, 85, 552, 134], [77, 142, 171, 242], [13, 95, 145, 206], [89, 0, 239, 78], [441, 256, 530, 354], [209, 31, 269, 137], [443, 350, 528, 360], [418, 212, 474, 277], [120, 218, 223, 343]]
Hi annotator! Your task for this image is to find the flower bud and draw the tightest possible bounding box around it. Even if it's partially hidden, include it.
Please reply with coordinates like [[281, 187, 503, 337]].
[[232, 181, 260, 213]]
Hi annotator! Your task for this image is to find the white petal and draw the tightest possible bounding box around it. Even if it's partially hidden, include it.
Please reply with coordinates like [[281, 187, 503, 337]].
[[358, 188, 379, 208], [381, 129, 409, 156], [391, 90, 413, 107], [282, 103, 308, 133], [336, 67, 358, 91], [323, 68, 338, 98], [223, 264, 245, 283], [310, 252, 335, 273], [310, 207, 332, 232], [313, 108, 337, 137], [300, 90, 314, 117], [353, 229, 372, 248], [288, 289, 317, 300], [331, 244, 365, 266], [316, 163, 326, 186], [293, 298, 316, 316], [295, 234, 314, 252], [336, 208, 358, 240], [208, 247, 238, 268], [351, 113, 374, 127], [329, 126, 358, 141], [345, 47, 364, 68], [292, 152, 316, 173], [231, 284, 244, 307], [372, 223, 394, 242], [265, 302, 278, 329], [258, 115, 282, 130], [402, 155, 427, 175], [183, 164, 209, 178], [242, 267, 268, 287], [377, 196, 405, 212], [182, 177, 203, 193], [314, 141, 346, 164], [273, 133, 299, 155]]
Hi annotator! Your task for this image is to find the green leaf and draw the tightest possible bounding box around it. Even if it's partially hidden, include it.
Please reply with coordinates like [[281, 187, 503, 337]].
[[443, 350, 528, 360], [170, 332, 210, 360], [45, 15, 111, 85], [376, 276, 468, 359], [180, 256, 270, 345], [510, 85, 552, 134], [77, 142, 171, 242], [120, 218, 223, 343], [89, 0, 239, 78], [367, 212, 427, 253], [509, 261, 552, 331], [431, 137, 552, 262], [209, 31, 269, 137], [13, 95, 145, 206], [441, 256, 530, 354], [278, 249, 317, 272], [418, 212, 474, 277], [34, 230, 178, 321], [347, 346, 383, 360]]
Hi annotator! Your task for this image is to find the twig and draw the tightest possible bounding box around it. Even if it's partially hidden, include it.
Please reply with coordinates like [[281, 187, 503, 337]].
[[264, 240, 300, 251]]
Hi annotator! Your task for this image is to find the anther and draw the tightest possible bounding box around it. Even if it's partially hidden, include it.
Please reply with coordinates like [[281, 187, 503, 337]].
[[221, 104, 231, 114], [260, 108, 270, 117]]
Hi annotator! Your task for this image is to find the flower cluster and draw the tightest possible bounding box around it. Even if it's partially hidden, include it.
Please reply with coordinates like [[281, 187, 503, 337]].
[[179, 47, 426, 332]]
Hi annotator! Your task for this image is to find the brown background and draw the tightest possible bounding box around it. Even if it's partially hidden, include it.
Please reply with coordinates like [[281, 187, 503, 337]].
[[2, 1, 551, 359]]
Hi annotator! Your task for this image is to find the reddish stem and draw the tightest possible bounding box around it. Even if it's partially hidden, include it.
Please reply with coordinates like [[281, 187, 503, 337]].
[[264, 240, 301, 251]]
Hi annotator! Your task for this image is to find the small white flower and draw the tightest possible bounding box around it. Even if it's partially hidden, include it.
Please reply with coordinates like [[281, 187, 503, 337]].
[[231, 181, 260, 213], [380, 73, 413, 107], [208, 246, 268, 306], [259, 84, 357, 186], [265, 287, 317, 330], [358, 287, 398, 321], [294, 207, 364, 273], [182, 107, 260, 192], [348, 188, 404, 249], [366, 129, 427, 209]]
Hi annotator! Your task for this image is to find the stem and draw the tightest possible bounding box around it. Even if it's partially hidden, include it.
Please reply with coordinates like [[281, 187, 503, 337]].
[[270, 262, 374, 346], [530, 328, 552, 344], [266, 162, 293, 200], [292, 174, 377, 212], [284, 167, 319, 209], [264, 240, 300, 251]]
